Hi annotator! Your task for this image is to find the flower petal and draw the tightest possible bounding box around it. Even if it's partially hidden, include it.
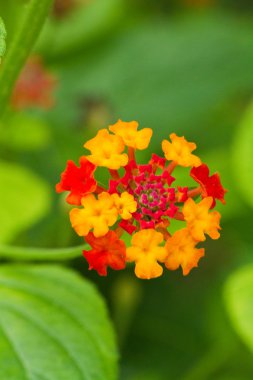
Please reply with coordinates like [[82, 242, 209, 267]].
[[84, 129, 128, 169], [109, 119, 152, 150], [56, 156, 97, 205], [83, 231, 126, 276], [70, 193, 118, 237], [190, 163, 227, 207], [111, 191, 137, 220], [165, 228, 205, 275], [183, 197, 221, 241], [126, 229, 167, 279], [162, 133, 201, 167]]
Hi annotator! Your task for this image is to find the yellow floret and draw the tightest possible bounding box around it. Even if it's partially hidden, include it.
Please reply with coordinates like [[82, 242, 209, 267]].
[[84, 129, 128, 169], [111, 191, 137, 220], [162, 133, 201, 167], [165, 228, 205, 276], [126, 229, 167, 279], [183, 197, 221, 241], [109, 119, 153, 150], [69, 192, 118, 237]]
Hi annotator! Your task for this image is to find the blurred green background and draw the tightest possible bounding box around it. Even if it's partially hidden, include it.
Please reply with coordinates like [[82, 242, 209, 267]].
[[1, 0, 253, 379]]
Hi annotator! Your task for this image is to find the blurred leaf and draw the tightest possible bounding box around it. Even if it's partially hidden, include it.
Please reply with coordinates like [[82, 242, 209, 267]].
[[0, 17, 6, 60], [0, 160, 51, 243], [232, 102, 253, 208], [224, 263, 253, 354], [37, 0, 125, 59], [0, 112, 51, 151], [54, 12, 253, 147], [0, 264, 117, 380]]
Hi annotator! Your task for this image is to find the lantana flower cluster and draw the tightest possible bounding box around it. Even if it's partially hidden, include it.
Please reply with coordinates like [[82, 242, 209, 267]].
[[56, 120, 226, 279]]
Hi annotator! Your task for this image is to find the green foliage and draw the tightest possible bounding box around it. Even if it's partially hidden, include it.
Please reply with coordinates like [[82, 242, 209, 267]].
[[0, 2, 26, 45], [0, 17, 6, 60], [224, 264, 253, 354], [54, 12, 253, 146], [2, 2, 253, 379], [37, 0, 125, 59], [0, 264, 117, 380], [0, 113, 51, 151], [0, 161, 51, 243], [232, 102, 253, 208]]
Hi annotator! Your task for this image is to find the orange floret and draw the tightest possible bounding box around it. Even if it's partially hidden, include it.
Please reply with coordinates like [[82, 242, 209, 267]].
[[111, 191, 137, 220], [126, 229, 167, 279], [109, 119, 153, 150], [162, 133, 201, 167], [83, 231, 126, 276], [165, 228, 205, 275], [69, 192, 118, 237], [183, 197, 221, 241], [84, 129, 128, 169]]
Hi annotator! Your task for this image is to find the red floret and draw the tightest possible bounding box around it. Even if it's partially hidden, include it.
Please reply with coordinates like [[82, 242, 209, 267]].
[[83, 231, 126, 276]]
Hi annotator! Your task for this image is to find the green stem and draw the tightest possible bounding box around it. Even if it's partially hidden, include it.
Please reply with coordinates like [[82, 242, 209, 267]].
[[0, 244, 86, 261], [0, 0, 53, 117]]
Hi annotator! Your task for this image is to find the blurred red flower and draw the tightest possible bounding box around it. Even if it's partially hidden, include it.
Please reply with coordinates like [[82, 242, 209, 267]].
[[12, 56, 56, 110]]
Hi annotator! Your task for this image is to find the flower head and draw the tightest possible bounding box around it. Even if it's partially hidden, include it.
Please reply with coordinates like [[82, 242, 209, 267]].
[[83, 231, 126, 276], [57, 119, 226, 279], [56, 156, 97, 205], [12, 56, 56, 110]]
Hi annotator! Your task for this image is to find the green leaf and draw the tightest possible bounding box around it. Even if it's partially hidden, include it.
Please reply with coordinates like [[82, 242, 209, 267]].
[[232, 102, 253, 208], [0, 113, 51, 151], [0, 264, 117, 380], [0, 3, 23, 46], [37, 0, 125, 59], [0, 161, 51, 243], [224, 264, 253, 354], [0, 17, 6, 60]]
